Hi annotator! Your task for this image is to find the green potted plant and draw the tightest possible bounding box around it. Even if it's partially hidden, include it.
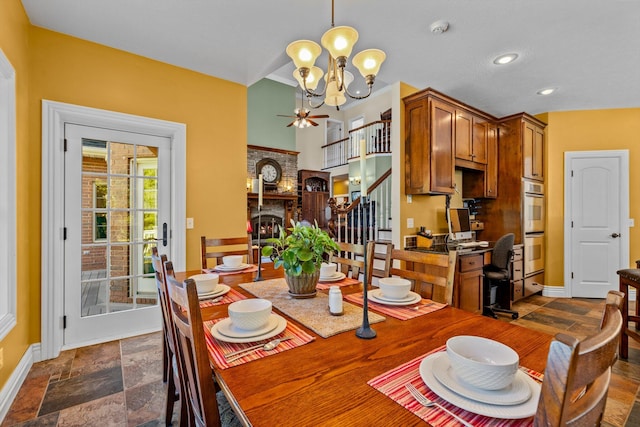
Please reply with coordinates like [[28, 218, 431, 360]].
[[262, 219, 340, 298]]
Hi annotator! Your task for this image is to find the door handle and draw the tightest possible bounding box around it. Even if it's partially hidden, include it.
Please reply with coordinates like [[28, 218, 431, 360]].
[[611, 233, 620, 238], [162, 223, 168, 246]]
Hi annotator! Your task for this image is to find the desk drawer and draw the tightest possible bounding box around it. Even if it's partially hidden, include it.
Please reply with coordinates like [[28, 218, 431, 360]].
[[512, 260, 524, 281], [513, 245, 523, 262], [459, 254, 483, 272]]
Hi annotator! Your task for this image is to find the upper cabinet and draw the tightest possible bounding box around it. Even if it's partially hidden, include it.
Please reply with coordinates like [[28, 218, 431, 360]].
[[499, 113, 546, 183], [403, 88, 498, 196], [404, 91, 456, 195]]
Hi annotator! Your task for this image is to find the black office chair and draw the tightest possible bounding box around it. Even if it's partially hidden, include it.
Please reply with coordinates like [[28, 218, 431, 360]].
[[483, 233, 519, 319]]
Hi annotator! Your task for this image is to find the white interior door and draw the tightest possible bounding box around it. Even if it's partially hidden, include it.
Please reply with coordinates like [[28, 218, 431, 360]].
[[567, 151, 629, 298], [63, 123, 170, 347]]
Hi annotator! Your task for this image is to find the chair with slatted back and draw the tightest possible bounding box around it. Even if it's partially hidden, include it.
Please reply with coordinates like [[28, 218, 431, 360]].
[[200, 236, 253, 270], [370, 241, 393, 285], [333, 241, 366, 281], [165, 260, 222, 427], [534, 290, 624, 426], [388, 249, 457, 304], [150, 247, 187, 426]]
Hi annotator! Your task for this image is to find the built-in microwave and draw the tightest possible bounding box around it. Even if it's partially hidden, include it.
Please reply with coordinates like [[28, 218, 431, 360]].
[[524, 233, 545, 275], [523, 179, 544, 233]]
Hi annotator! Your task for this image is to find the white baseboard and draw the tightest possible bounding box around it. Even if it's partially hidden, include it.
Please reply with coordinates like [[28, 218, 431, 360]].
[[0, 343, 40, 423], [542, 285, 636, 301]]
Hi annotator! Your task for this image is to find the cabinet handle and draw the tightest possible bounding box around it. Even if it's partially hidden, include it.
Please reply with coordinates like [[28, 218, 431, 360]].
[[469, 262, 475, 266], [532, 173, 539, 176]]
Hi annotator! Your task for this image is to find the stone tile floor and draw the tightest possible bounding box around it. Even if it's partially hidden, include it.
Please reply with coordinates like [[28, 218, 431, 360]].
[[2, 294, 639, 426]]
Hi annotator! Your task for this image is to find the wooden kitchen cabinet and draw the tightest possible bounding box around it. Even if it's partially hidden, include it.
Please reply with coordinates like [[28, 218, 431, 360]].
[[298, 170, 330, 229], [404, 89, 456, 195], [484, 123, 498, 198], [456, 112, 488, 167], [523, 120, 544, 181], [455, 253, 485, 314]]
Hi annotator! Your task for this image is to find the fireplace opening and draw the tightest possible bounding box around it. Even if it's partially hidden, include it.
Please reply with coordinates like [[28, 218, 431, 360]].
[[251, 215, 284, 244]]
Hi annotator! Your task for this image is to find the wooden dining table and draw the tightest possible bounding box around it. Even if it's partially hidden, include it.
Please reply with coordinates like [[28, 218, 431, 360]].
[[177, 264, 553, 427]]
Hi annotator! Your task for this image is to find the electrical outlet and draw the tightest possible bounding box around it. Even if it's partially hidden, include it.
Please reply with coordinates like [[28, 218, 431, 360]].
[[407, 218, 414, 228], [186, 218, 194, 229], [407, 194, 412, 204], [0, 347, 3, 370]]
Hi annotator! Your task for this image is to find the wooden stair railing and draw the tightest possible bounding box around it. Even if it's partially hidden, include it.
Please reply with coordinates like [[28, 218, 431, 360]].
[[329, 168, 392, 244]]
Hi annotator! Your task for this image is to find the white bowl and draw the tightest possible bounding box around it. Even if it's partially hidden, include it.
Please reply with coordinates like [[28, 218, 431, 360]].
[[222, 255, 243, 268], [320, 262, 337, 277], [228, 299, 272, 331], [378, 277, 412, 300], [446, 335, 519, 390], [188, 273, 219, 294]]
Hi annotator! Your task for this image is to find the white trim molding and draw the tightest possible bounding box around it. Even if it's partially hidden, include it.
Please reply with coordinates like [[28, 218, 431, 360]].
[[0, 48, 17, 341], [41, 100, 186, 360], [0, 343, 40, 424]]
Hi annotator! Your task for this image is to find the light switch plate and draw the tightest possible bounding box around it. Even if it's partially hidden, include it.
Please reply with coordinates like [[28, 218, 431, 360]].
[[186, 218, 194, 229]]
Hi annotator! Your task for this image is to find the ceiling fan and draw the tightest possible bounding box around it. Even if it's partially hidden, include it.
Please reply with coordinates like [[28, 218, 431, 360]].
[[277, 91, 329, 128]]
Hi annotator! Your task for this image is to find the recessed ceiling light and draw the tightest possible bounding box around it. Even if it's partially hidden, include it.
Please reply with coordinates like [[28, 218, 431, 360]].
[[537, 88, 556, 95], [493, 53, 518, 65]]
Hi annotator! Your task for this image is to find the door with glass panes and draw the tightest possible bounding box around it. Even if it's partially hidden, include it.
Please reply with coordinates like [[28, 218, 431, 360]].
[[64, 124, 170, 346]]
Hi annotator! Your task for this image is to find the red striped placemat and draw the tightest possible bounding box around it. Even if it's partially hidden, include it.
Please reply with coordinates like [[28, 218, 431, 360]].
[[316, 276, 360, 290], [199, 288, 246, 308], [203, 318, 315, 369], [368, 345, 538, 426], [203, 265, 259, 276], [344, 292, 447, 320]]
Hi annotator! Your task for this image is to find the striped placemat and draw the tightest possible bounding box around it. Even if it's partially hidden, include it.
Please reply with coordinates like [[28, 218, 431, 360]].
[[368, 345, 539, 426], [199, 288, 246, 308], [316, 276, 360, 290], [203, 318, 315, 369], [344, 292, 447, 320]]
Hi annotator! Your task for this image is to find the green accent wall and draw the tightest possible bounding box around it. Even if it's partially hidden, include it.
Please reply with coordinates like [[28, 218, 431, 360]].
[[248, 79, 296, 150]]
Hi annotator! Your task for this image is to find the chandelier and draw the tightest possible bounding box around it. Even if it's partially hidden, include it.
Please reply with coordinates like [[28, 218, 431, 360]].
[[285, 0, 386, 109]]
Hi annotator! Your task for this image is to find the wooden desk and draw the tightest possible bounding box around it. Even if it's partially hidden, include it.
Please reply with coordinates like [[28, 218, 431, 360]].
[[178, 264, 552, 426]]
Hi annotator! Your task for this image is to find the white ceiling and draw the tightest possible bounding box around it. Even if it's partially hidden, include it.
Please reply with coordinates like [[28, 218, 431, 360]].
[[21, 0, 640, 117]]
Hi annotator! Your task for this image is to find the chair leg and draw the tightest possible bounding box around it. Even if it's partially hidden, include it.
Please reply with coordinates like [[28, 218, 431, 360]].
[[162, 338, 169, 383], [165, 367, 176, 426]]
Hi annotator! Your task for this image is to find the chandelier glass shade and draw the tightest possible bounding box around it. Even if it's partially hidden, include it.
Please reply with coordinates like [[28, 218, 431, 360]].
[[285, 3, 385, 108]]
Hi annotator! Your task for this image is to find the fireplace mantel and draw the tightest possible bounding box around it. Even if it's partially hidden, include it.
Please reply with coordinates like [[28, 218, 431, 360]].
[[247, 192, 297, 243]]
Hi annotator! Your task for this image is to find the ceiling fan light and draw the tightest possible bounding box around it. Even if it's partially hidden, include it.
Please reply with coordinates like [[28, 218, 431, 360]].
[[286, 40, 322, 69], [293, 66, 324, 90], [321, 26, 358, 59], [352, 48, 386, 78]]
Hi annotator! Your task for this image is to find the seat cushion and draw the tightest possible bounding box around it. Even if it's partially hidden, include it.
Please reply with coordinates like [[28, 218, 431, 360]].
[[484, 269, 509, 281]]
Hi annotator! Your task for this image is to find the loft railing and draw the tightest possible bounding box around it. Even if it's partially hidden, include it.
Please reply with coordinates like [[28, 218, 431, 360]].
[[329, 168, 392, 244], [322, 119, 391, 169]]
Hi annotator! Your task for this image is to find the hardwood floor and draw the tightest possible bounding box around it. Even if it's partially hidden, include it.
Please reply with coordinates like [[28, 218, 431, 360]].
[[2, 295, 639, 426]]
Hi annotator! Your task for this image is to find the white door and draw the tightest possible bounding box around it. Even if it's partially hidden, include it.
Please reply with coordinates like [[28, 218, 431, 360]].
[[63, 123, 170, 347], [567, 151, 629, 298]]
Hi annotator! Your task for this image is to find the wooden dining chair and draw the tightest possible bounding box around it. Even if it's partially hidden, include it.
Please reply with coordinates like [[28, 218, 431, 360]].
[[370, 241, 393, 284], [534, 290, 624, 426], [333, 241, 366, 280], [200, 235, 253, 270], [165, 260, 222, 427], [388, 248, 457, 304], [150, 247, 187, 426]]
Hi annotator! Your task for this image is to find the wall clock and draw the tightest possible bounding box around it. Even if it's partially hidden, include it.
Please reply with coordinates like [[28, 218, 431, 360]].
[[256, 158, 282, 187]]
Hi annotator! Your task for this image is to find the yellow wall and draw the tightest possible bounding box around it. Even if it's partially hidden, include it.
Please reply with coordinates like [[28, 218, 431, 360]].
[[0, 0, 247, 390], [0, 0, 34, 391], [544, 108, 640, 286]]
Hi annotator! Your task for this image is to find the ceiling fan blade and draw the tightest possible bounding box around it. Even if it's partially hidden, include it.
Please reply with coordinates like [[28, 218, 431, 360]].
[[277, 114, 297, 118], [308, 114, 330, 119], [307, 119, 319, 127], [286, 121, 296, 127]]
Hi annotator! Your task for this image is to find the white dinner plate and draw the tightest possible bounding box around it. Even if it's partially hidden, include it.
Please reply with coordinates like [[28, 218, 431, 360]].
[[319, 271, 346, 282], [368, 290, 421, 306], [432, 353, 531, 405], [216, 314, 279, 339], [213, 263, 252, 272], [198, 284, 230, 300], [372, 289, 418, 303], [419, 353, 540, 419], [211, 314, 287, 343]]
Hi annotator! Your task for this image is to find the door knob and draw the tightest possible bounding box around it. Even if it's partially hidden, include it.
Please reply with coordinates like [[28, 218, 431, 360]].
[[611, 233, 620, 238]]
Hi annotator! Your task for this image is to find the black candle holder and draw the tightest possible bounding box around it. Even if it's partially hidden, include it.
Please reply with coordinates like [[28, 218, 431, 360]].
[[254, 206, 263, 282], [356, 195, 376, 339]]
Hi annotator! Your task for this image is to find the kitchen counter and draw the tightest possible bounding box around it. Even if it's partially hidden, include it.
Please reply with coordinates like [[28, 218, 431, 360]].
[[407, 243, 494, 255]]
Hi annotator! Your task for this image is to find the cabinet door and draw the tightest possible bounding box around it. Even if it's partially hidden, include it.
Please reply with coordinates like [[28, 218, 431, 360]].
[[523, 122, 544, 181], [471, 117, 488, 164], [314, 192, 329, 228], [430, 99, 456, 194], [455, 109, 472, 161], [404, 99, 428, 194], [484, 123, 498, 198], [458, 270, 483, 313]]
